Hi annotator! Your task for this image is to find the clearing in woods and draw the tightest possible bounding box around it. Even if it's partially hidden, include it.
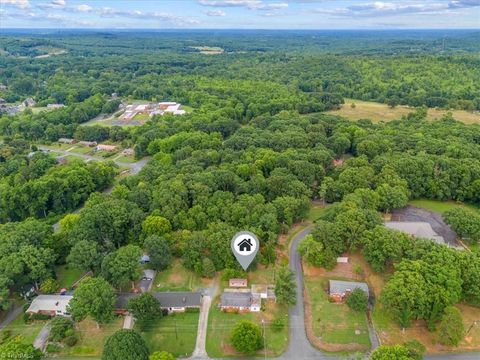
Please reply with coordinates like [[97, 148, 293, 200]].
[[329, 99, 480, 124]]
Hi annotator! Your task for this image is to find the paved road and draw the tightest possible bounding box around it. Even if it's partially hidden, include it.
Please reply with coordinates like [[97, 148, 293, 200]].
[[0, 303, 23, 329], [279, 226, 336, 360]]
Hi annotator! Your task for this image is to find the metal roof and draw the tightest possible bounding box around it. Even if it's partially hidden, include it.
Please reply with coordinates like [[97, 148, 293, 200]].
[[329, 280, 369, 296], [385, 221, 445, 244]]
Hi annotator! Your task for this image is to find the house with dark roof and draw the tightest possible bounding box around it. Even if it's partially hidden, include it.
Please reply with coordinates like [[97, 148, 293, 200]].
[[115, 292, 202, 314]]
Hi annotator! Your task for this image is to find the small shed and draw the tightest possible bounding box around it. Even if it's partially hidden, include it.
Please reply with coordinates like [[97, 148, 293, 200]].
[[229, 279, 248, 287]]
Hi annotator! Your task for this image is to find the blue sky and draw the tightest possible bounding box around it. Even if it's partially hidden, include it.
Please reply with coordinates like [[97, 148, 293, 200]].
[[1, 0, 479, 29]]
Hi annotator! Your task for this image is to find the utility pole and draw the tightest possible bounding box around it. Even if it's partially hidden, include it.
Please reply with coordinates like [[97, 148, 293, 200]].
[[262, 319, 267, 360]]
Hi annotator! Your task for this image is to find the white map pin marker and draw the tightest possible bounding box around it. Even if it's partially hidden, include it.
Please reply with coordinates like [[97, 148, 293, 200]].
[[231, 231, 259, 270]]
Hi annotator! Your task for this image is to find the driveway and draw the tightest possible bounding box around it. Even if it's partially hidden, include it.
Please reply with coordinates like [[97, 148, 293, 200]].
[[33, 323, 50, 351], [191, 295, 212, 359], [0, 303, 23, 329]]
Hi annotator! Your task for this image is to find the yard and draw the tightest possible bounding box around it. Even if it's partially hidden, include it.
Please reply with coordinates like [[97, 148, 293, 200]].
[[303, 276, 371, 352], [307, 202, 328, 222], [56, 317, 123, 357], [328, 99, 480, 124], [138, 312, 199, 358], [154, 260, 206, 292], [69, 146, 94, 155], [2, 312, 46, 345], [206, 303, 288, 358], [55, 265, 84, 289]]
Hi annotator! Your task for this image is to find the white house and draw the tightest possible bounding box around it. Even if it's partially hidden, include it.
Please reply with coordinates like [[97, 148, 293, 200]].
[[26, 295, 73, 317]]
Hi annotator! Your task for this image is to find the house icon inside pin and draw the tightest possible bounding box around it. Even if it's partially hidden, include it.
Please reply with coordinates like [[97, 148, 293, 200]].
[[238, 238, 253, 252]]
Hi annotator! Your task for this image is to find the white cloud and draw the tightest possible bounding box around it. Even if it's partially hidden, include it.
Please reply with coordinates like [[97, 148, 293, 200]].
[[51, 0, 65, 6], [312, 1, 479, 18], [198, 0, 288, 11], [75, 4, 92, 12], [0, 0, 30, 8], [205, 9, 226, 16]]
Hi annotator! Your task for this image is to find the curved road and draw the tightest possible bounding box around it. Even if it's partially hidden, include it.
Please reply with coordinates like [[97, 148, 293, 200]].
[[284, 226, 480, 360]]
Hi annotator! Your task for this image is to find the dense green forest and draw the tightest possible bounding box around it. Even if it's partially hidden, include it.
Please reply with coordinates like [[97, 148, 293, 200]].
[[0, 30, 479, 341]]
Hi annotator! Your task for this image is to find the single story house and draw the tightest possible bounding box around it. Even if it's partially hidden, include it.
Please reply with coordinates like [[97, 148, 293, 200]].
[[220, 289, 261, 312], [229, 278, 248, 287], [47, 104, 65, 109], [385, 221, 445, 245], [58, 138, 76, 144], [329, 280, 369, 302], [96, 144, 118, 152], [78, 140, 97, 147], [26, 295, 73, 317], [115, 292, 202, 314]]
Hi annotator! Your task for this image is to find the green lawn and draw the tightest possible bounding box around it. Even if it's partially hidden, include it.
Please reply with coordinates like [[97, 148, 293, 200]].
[[304, 277, 370, 350], [58, 317, 123, 358], [307, 204, 328, 222], [206, 304, 288, 358], [56, 265, 84, 289], [70, 146, 94, 155], [115, 155, 135, 163], [42, 143, 75, 151], [138, 312, 199, 358], [409, 199, 479, 214], [132, 113, 150, 121], [3, 312, 46, 345], [154, 260, 202, 292]]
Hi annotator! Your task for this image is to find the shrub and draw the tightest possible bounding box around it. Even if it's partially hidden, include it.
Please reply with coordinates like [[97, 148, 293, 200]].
[[40, 278, 59, 294], [346, 288, 369, 312], [230, 321, 263, 354], [65, 335, 78, 347], [1, 330, 11, 343], [49, 317, 74, 342], [438, 306, 465, 346]]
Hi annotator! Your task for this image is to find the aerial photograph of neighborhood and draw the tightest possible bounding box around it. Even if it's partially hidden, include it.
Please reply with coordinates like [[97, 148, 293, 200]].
[[0, 1, 479, 360]]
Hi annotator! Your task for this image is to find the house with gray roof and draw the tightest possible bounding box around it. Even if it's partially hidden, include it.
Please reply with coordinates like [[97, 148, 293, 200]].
[[329, 280, 369, 301], [385, 221, 446, 245], [115, 291, 202, 314], [26, 295, 73, 317], [220, 289, 261, 312]]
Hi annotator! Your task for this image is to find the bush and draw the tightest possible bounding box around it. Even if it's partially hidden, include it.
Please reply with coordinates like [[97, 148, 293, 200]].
[[185, 307, 200, 313], [31, 313, 51, 321], [345, 288, 369, 312], [40, 278, 59, 294], [49, 317, 74, 342], [46, 343, 61, 353], [65, 335, 78, 347], [438, 306, 465, 346], [1, 330, 11, 343], [230, 321, 263, 354]]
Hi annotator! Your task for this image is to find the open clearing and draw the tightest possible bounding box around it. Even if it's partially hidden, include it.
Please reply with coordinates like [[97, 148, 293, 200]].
[[329, 99, 480, 124], [409, 199, 479, 214], [154, 260, 207, 292], [57, 317, 123, 357], [139, 312, 199, 357]]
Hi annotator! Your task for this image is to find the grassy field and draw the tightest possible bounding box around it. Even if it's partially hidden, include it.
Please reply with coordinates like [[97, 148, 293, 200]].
[[329, 99, 480, 124], [56, 265, 84, 289], [139, 312, 199, 357], [58, 317, 123, 357], [206, 304, 288, 358], [304, 277, 370, 351], [42, 142, 75, 151], [154, 260, 203, 292], [3, 313, 47, 345], [70, 146, 94, 155], [115, 155, 135, 163], [307, 203, 328, 222], [409, 199, 479, 214]]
